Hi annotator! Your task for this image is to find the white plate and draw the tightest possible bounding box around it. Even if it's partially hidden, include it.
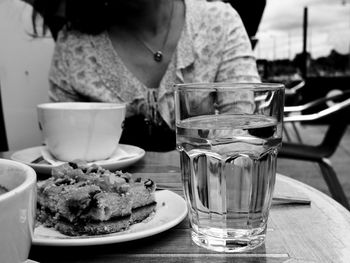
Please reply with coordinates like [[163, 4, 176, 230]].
[[10, 144, 145, 175], [33, 190, 187, 246]]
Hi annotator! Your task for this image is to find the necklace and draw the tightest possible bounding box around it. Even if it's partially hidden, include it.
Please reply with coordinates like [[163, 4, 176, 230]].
[[135, 1, 174, 62]]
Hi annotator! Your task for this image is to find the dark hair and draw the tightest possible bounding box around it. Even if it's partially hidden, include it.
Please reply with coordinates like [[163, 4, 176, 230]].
[[30, 0, 135, 39], [30, 0, 62, 39]]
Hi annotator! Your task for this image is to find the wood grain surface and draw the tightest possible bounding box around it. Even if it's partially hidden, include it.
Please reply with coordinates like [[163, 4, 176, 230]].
[[2, 151, 350, 263]]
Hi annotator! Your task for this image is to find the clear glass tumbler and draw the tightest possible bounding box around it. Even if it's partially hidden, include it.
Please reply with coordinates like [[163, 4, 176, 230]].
[[174, 83, 285, 252]]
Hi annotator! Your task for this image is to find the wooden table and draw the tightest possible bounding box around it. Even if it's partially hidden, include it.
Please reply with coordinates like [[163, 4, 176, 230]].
[[3, 151, 350, 262]]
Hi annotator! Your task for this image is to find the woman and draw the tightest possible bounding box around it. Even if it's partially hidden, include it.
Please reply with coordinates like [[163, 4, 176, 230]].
[[28, 0, 260, 151]]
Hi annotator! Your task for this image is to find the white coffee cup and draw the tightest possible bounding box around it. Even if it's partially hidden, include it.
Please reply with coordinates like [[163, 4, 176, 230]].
[[0, 159, 37, 263], [37, 102, 126, 162]]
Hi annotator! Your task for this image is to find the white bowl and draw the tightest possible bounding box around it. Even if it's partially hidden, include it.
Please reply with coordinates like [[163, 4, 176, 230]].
[[0, 158, 37, 263], [37, 102, 126, 162]]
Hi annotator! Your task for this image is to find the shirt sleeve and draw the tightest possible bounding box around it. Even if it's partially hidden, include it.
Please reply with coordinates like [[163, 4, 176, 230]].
[[215, 4, 260, 83], [214, 4, 260, 114], [48, 31, 82, 102]]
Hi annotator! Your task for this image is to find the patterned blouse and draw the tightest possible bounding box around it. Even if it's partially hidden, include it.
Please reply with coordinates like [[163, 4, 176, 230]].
[[49, 0, 260, 130]]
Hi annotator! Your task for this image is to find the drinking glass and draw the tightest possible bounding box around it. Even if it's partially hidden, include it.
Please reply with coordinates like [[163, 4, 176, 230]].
[[174, 83, 285, 252]]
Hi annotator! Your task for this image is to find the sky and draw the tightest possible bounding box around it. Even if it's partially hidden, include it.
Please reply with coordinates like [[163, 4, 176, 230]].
[[255, 0, 350, 60]]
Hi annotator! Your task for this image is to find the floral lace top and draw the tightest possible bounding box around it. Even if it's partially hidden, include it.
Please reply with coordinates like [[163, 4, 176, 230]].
[[49, 0, 260, 130]]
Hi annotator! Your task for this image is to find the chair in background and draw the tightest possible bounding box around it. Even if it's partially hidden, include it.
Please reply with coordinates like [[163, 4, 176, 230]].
[[283, 80, 306, 143], [279, 91, 350, 210]]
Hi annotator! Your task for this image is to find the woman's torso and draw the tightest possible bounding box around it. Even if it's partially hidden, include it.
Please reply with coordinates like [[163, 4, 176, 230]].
[[48, 0, 260, 150]]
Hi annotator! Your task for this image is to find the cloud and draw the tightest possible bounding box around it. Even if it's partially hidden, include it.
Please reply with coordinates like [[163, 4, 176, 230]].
[[257, 0, 350, 58]]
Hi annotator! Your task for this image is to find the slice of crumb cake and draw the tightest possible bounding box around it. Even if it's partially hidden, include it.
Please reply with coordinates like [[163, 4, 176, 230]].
[[37, 161, 156, 236]]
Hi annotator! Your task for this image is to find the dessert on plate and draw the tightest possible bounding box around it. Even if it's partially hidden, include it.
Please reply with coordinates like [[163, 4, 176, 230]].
[[36, 161, 156, 236]]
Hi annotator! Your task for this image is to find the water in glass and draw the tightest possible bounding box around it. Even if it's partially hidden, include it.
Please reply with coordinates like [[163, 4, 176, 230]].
[[177, 114, 282, 252]]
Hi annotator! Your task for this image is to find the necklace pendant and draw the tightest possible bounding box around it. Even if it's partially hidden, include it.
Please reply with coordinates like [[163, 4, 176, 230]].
[[154, 51, 163, 62]]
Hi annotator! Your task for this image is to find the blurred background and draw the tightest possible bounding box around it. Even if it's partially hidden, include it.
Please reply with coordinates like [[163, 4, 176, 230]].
[[253, 0, 350, 208], [257, 0, 350, 78]]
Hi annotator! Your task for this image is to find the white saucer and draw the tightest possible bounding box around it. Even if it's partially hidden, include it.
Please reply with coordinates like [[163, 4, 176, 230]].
[[33, 190, 188, 246], [11, 144, 145, 175]]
